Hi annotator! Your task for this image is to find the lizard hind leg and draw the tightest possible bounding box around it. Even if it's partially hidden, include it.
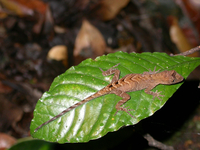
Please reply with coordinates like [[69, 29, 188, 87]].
[[112, 90, 136, 118], [145, 88, 164, 101], [152, 90, 164, 101], [114, 106, 135, 118]]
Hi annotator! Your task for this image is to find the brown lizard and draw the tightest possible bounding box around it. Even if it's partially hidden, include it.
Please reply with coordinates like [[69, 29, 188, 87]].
[[34, 64, 184, 132]]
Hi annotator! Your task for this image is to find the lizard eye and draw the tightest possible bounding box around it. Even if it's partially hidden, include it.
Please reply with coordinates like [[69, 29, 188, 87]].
[[169, 76, 175, 82], [171, 77, 176, 82]]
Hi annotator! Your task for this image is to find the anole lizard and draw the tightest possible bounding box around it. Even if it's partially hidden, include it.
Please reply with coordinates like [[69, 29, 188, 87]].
[[34, 64, 184, 132]]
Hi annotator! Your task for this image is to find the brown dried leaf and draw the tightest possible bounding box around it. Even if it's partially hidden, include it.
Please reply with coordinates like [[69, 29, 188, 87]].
[[97, 0, 130, 20], [48, 45, 68, 61], [74, 20, 106, 59], [176, 0, 200, 37], [0, 0, 48, 34], [1, 0, 47, 15], [0, 133, 16, 149], [0, 0, 34, 16], [47, 45, 68, 67], [169, 16, 198, 57]]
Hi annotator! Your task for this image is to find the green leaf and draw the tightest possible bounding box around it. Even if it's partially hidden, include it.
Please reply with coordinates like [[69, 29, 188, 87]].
[[9, 137, 55, 150], [30, 52, 200, 143]]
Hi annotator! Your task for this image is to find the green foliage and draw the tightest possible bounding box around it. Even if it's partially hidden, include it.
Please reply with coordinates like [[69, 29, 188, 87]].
[[9, 137, 54, 150], [30, 52, 200, 143]]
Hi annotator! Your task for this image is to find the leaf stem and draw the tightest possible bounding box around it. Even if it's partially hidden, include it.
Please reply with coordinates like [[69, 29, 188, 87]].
[[171, 45, 200, 56]]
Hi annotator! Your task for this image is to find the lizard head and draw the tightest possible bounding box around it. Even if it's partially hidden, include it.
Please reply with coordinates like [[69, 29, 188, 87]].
[[157, 70, 184, 84]]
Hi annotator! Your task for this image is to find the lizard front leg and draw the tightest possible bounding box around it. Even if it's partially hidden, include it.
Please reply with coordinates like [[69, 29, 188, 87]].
[[99, 63, 120, 83], [111, 89, 135, 118], [145, 86, 164, 100]]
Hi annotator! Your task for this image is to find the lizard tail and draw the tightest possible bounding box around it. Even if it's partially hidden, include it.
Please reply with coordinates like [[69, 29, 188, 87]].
[[34, 88, 109, 132]]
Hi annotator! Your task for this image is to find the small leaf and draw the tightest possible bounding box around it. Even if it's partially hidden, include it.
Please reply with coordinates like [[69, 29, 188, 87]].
[[168, 16, 198, 57], [74, 19, 106, 59], [47, 45, 68, 67], [9, 137, 54, 150], [30, 52, 200, 143], [96, 0, 130, 20]]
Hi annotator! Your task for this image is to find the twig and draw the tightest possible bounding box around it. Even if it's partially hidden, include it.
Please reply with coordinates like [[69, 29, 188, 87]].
[[170, 45, 200, 56], [144, 134, 174, 150]]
